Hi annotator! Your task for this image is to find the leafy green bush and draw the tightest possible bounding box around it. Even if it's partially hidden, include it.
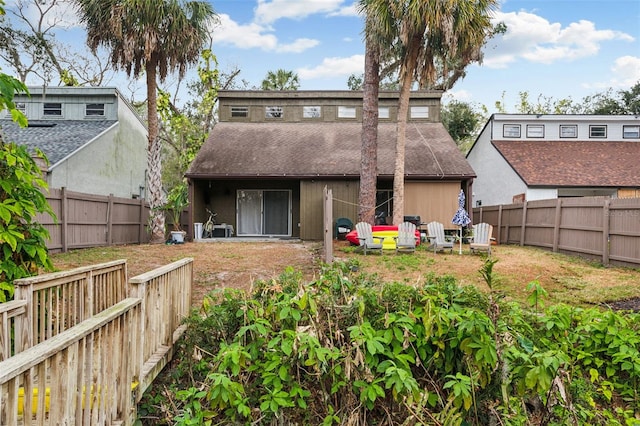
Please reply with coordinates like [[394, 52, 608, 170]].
[[140, 261, 640, 425]]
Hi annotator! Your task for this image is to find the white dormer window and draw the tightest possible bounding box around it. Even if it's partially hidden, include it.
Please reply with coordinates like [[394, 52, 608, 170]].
[[231, 106, 248, 118], [43, 102, 62, 117], [623, 125, 640, 139], [410, 106, 429, 119], [526, 124, 544, 138], [589, 125, 607, 138], [338, 106, 356, 119], [560, 125, 577, 138], [85, 103, 105, 116], [303, 106, 321, 118], [265, 106, 283, 118], [503, 124, 521, 138], [378, 107, 390, 119]]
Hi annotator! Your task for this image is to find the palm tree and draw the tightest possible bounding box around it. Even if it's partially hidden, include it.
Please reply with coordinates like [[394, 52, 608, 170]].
[[261, 69, 300, 90], [71, 0, 215, 243], [362, 0, 498, 224]]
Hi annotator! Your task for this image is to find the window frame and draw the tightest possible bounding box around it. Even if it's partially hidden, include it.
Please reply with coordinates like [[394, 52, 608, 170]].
[[85, 103, 105, 117], [302, 106, 321, 119], [622, 125, 640, 139], [43, 102, 62, 117], [230, 106, 249, 118], [526, 124, 545, 138], [503, 124, 521, 138], [378, 107, 390, 119], [409, 106, 429, 119], [559, 124, 578, 138], [265, 106, 283, 119], [589, 125, 607, 138], [337, 106, 356, 119]]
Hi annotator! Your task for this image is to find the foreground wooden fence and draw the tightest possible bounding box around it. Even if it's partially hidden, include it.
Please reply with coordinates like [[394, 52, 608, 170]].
[[473, 197, 640, 267], [0, 258, 193, 425]]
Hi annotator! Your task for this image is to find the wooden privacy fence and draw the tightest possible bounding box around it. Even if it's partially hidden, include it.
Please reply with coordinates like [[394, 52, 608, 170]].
[[473, 197, 640, 267], [0, 258, 193, 425], [38, 187, 151, 253]]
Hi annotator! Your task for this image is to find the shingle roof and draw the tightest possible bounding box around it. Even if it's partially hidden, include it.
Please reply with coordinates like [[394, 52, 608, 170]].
[[187, 122, 475, 179], [493, 140, 640, 186], [0, 120, 118, 166]]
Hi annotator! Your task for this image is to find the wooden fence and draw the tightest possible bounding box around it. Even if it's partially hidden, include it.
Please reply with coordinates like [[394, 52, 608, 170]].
[[0, 258, 193, 425], [473, 197, 640, 267], [38, 187, 151, 253]]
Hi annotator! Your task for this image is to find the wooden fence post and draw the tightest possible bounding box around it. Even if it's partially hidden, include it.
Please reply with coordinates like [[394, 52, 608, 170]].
[[553, 198, 562, 253], [324, 186, 333, 264], [603, 199, 610, 266], [497, 205, 503, 244], [520, 201, 528, 246], [61, 187, 68, 253], [107, 194, 114, 246]]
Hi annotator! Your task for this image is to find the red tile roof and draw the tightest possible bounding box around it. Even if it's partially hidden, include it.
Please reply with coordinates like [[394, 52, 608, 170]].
[[493, 140, 640, 186]]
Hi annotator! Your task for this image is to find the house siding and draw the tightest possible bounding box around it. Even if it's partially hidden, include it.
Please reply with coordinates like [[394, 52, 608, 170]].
[[300, 180, 359, 240], [405, 181, 462, 229]]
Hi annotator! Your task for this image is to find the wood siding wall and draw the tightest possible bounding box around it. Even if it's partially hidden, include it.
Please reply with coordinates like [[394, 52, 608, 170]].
[[405, 181, 461, 229], [473, 197, 640, 267], [38, 188, 150, 253], [300, 180, 359, 240]]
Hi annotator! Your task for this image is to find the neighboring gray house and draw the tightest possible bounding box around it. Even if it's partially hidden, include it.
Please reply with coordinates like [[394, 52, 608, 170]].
[[466, 114, 640, 207], [0, 86, 148, 199], [186, 90, 476, 240]]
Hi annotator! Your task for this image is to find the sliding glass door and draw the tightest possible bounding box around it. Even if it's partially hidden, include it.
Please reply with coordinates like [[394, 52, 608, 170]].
[[237, 190, 291, 236]]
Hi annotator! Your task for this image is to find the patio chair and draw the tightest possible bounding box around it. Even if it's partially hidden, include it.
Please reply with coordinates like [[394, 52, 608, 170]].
[[393, 221, 418, 254], [470, 222, 493, 255], [426, 221, 454, 253], [355, 222, 384, 255]]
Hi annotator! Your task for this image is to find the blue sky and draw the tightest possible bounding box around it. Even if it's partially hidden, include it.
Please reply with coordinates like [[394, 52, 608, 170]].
[[207, 0, 640, 111], [5, 0, 640, 112]]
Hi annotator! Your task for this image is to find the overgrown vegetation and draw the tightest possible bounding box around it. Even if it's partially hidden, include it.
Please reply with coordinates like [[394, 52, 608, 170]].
[[138, 260, 640, 425]]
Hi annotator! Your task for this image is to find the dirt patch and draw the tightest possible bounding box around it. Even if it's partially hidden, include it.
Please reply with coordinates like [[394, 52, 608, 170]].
[[49, 240, 640, 310]]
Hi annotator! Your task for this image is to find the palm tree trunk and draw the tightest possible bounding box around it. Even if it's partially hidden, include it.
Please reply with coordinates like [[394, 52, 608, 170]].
[[359, 27, 380, 225], [146, 58, 166, 243]]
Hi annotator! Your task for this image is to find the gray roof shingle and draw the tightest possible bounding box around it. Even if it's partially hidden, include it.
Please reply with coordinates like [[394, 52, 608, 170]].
[[187, 122, 475, 179], [0, 120, 118, 166]]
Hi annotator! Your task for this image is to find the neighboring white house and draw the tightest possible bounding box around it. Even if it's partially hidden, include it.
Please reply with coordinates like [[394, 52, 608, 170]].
[[466, 114, 640, 207], [0, 86, 148, 199]]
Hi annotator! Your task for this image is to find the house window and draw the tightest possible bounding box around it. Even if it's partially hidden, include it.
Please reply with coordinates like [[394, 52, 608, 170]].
[[338, 106, 356, 119], [4, 102, 25, 118], [589, 125, 607, 138], [526, 124, 544, 138], [230, 106, 248, 118], [623, 125, 640, 139], [503, 124, 521, 138], [85, 103, 105, 116], [559, 125, 577, 138], [43, 102, 62, 116], [378, 107, 390, 119], [265, 106, 283, 119], [303, 106, 321, 118], [410, 106, 429, 119]]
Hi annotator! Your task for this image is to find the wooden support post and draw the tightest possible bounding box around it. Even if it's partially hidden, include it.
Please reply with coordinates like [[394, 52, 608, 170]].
[[324, 186, 333, 264], [497, 205, 503, 244], [520, 201, 528, 246], [61, 187, 68, 253], [553, 198, 562, 253], [603, 199, 610, 265]]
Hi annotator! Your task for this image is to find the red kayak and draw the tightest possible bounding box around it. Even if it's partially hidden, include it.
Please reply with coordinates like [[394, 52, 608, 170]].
[[345, 225, 421, 250]]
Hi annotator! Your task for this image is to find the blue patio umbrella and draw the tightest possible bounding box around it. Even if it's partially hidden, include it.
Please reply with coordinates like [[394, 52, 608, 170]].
[[452, 189, 471, 254]]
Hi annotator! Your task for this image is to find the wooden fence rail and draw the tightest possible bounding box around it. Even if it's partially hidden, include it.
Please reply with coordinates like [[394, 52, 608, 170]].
[[0, 258, 193, 425], [473, 196, 640, 267]]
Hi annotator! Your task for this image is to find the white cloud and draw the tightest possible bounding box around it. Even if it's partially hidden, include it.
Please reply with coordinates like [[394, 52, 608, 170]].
[[275, 38, 321, 53], [297, 54, 364, 80], [5, 0, 82, 29], [587, 56, 640, 90], [483, 10, 635, 68], [255, 0, 346, 24]]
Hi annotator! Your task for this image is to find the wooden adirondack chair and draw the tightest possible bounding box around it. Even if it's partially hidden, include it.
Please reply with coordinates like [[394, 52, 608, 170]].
[[470, 222, 493, 255], [426, 221, 454, 253], [393, 221, 418, 254], [355, 222, 384, 255]]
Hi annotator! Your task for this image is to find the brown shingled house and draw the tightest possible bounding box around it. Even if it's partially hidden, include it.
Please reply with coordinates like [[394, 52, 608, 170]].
[[466, 114, 640, 207], [185, 90, 476, 240]]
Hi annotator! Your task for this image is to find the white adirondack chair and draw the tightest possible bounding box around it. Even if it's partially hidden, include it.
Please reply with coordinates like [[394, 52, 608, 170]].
[[355, 222, 384, 255], [470, 223, 494, 255], [426, 221, 454, 253], [393, 222, 417, 254]]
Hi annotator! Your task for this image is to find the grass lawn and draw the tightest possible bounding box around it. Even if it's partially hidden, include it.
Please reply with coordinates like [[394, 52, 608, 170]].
[[48, 240, 640, 310]]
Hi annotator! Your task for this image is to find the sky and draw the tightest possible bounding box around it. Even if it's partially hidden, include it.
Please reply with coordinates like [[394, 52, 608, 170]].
[[4, 0, 640, 112]]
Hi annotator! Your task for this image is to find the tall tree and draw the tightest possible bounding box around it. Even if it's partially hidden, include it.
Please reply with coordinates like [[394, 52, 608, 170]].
[[362, 0, 498, 224], [71, 0, 215, 243], [357, 9, 382, 224], [261, 69, 300, 90]]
